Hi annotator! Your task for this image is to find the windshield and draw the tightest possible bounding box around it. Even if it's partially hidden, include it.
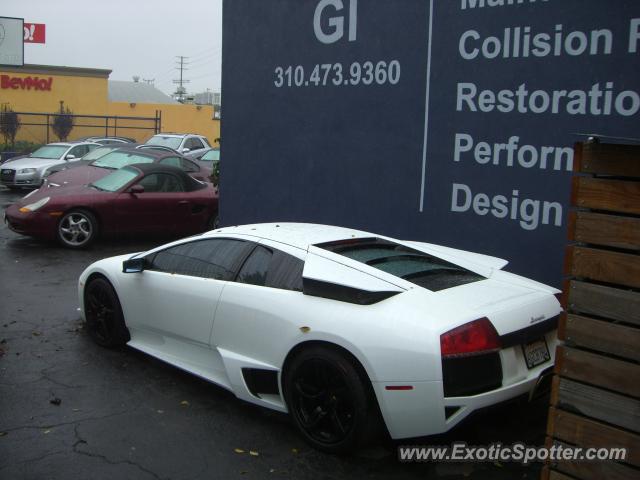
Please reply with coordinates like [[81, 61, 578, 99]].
[[91, 166, 139, 192], [200, 149, 220, 162], [317, 238, 486, 292], [83, 146, 119, 162], [30, 145, 68, 159], [146, 136, 182, 149], [92, 151, 155, 169]]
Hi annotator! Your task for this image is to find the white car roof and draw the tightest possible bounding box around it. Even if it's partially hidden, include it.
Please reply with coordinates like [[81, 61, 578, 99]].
[[206, 223, 375, 250]]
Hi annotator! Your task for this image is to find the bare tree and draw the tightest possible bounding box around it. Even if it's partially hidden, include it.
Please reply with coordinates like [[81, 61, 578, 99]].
[[51, 101, 75, 141], [0, 104, 21, 148]]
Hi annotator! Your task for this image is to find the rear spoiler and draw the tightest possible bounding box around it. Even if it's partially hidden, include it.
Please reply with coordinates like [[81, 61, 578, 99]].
[[402, 240, 508, 275]]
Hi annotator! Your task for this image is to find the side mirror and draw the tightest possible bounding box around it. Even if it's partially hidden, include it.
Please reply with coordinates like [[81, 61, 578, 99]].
[[128, 184, 145, 194], [181, 147, 191, 153], [122, 257, 146, 273], [65, 154, 76, 160]]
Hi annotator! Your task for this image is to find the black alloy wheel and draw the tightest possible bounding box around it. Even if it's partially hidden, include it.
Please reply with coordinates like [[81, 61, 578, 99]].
[[84, 277, 129, 348], [284, 346, 377, 453]]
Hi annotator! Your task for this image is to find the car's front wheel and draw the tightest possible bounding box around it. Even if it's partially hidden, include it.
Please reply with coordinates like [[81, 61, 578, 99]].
[[283, 346, 378, 453], [57, 209, 97, 248], [84, 277, 129, 348]]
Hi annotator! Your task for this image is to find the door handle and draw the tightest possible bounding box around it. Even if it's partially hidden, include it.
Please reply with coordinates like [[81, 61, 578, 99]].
[[178, 200, 189, 205]]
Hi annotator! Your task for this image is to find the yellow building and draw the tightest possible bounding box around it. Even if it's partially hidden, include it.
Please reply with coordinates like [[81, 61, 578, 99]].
[[0, 64, 220, 145]]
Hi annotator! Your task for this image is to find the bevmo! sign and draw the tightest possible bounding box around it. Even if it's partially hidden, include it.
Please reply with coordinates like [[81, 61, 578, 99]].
[[1, 75, 53, 91], [23, 23, 45, 44]]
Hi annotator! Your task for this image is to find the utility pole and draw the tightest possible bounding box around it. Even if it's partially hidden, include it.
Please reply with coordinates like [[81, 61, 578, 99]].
[[173, 56, 190, 103]]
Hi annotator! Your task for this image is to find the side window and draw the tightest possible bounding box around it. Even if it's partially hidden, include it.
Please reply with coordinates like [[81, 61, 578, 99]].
[[148, 239, 251, 280], [137, 173, 184, 192], [69, 145, 88, 158], [268, 250, 304, 291], [159, 157, 182, 168], [181, 158, 199, 172], [236, 246, 272, 286], [236, 246, 304, 291], [189, 137, 205, 150]]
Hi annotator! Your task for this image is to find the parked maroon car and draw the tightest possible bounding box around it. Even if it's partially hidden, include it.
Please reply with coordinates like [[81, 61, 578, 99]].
[[5, 164, 218, 248], [42, 146, 212, 189]]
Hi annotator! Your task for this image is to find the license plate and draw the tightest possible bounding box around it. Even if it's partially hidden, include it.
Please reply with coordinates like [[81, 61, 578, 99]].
[[522, 337, 550, 369]]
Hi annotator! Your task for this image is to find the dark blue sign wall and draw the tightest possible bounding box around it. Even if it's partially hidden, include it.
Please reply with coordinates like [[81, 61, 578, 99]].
[[221, 0, 640, 286]]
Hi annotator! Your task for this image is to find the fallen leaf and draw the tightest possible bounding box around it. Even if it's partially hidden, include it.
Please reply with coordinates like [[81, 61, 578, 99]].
[[49, 397, 62, 406], [43, 430, 51, 434], [157, 410, 164, 414], [32, 331, 41, 336], [180, 400, 190, 406], [0, 432, 7, 437], [249, 450, 259, 456], [234, 448, 245, 454], [291, 448, 298, 454]]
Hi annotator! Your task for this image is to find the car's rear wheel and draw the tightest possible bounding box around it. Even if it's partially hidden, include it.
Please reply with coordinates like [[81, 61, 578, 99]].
[[283, 346, 377, 453], [206, 213, 219, 230], [84, 277, 129, 348], [57, 209, 97, 248]]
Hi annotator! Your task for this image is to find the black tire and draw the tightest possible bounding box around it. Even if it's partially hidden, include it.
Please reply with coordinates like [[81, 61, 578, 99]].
[[206, 213, 219, 230], [57, 209, 98, 248], [283, 346, 378, 453], [84, 277, 130, 348]]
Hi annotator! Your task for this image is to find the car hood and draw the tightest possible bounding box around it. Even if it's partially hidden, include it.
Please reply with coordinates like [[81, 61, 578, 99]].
[[15, 184, 107, 207], [46, 165, 111, 186], [2, 157, 62, 170]]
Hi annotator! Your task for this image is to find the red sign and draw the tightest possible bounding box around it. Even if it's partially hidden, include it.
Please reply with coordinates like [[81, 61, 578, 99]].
[[23, 23, 46, 44], [1, 75, 53, 91]]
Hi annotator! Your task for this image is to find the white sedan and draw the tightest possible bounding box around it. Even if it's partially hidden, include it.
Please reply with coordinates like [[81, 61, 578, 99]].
[[78, 223, 561, 452]]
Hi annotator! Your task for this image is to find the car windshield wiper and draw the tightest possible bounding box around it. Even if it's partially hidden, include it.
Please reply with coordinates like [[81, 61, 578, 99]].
[[90, 184, 106, 191]]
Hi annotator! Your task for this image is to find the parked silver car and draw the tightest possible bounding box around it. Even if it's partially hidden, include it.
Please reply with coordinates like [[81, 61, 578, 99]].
[[0, 142, 101, 189], [144, 133, 211, 159]]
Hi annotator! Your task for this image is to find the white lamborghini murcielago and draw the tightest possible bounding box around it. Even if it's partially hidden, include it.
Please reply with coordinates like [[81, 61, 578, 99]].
[[79, 223, 561, 452]]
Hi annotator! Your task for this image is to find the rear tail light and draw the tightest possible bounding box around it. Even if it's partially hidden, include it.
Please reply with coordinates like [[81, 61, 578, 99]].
[[440, 318, 501, 358]]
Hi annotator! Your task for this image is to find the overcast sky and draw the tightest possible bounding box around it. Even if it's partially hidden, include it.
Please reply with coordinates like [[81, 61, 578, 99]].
[[3, 0, 223, 96]]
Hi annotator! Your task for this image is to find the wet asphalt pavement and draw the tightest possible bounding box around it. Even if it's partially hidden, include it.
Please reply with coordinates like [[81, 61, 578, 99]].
[[0, 186, 548, 480]]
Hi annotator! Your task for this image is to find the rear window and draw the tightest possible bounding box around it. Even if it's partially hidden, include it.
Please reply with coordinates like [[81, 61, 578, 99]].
[[146, 135, 182, 149], [317, 238, 485, 292]]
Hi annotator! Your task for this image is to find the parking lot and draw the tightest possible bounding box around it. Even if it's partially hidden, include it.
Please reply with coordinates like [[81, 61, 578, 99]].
[[0, 186, 548, 480]]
